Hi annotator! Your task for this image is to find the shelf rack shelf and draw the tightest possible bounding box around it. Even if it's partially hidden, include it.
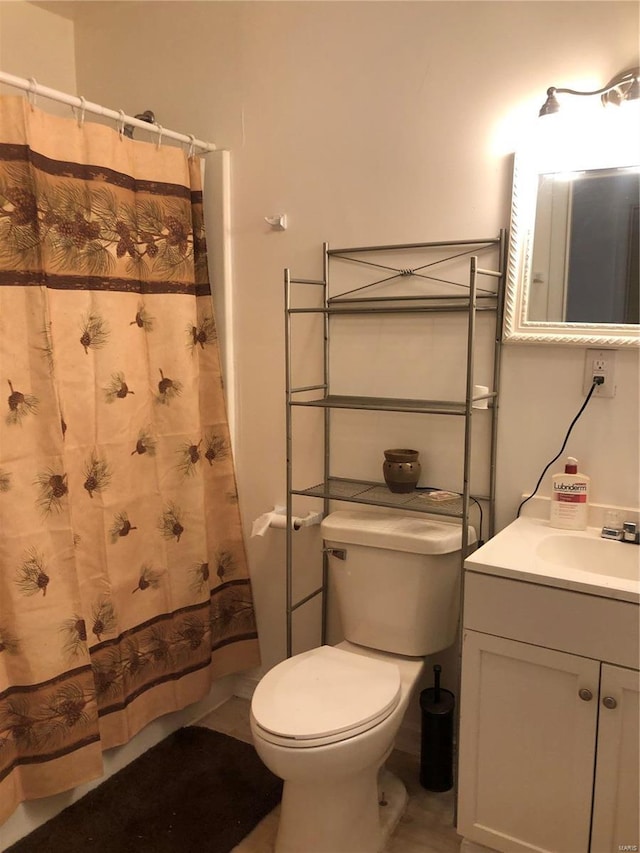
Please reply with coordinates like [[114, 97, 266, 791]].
[[290, 393, 497, 415], [292, 477, 491, 518], [284, 234, 507, 657]]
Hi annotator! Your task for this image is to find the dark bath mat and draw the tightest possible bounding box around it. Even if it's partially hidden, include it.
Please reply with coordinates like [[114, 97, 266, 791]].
[[8, 726, 282, 853]]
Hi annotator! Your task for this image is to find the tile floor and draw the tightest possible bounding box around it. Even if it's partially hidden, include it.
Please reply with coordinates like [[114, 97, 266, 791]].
[[199, 696, 462, 853]]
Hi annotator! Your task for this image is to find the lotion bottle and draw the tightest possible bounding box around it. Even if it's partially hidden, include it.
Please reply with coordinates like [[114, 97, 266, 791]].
[[550, 457, 590, 530]]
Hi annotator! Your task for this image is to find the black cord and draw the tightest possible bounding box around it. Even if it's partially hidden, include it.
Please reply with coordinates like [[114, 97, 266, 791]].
[[516, 378, 600, 518], [470, 497, 484, 546]]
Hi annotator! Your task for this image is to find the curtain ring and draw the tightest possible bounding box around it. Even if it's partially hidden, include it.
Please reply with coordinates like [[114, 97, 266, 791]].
[[187, 134, 196, 159], [156, 124, 164, 149], [77, 96, 87, 129], [117, 109, 126, 139], [27, 78, 38, 110]]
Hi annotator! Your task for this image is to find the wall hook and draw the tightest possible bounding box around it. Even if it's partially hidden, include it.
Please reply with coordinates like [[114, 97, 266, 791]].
[[264, 214, 287, 231]]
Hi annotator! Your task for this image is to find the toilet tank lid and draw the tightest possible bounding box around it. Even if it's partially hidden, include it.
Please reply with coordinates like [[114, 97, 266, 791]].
[[321, 510, 476, 555]]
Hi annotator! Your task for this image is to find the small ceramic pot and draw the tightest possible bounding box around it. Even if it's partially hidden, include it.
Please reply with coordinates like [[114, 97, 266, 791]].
[[383, 448, 421, 493]]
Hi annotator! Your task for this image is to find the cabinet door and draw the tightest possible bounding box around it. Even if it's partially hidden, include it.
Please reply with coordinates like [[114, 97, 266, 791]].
[[590, 663, 640, 853], [457, 630, 600, 853]]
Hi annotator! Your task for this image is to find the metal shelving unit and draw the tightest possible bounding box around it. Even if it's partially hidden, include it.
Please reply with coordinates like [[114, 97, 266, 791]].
[[284, 233, 507, 657]]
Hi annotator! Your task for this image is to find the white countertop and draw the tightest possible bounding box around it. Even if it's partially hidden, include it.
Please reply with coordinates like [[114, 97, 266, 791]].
[[465, 516, 640, 604]]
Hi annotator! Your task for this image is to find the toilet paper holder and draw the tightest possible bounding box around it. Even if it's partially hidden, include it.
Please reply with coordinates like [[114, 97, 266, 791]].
[[251, 505, 324, 537]]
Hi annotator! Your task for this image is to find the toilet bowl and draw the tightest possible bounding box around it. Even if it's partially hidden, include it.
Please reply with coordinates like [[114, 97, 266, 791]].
[[250, 641, 425, 853], [250, 510, 473, 853]]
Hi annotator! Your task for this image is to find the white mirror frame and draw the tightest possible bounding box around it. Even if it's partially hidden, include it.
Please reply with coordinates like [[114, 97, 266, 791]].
[[504, 110, 640, 348]]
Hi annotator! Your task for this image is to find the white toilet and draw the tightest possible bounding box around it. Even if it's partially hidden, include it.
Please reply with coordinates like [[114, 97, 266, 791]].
[[250, 509, 475, 853]]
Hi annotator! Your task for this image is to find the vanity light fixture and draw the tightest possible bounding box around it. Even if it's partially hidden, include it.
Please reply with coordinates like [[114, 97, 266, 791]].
[[539, 66, 640, 116]]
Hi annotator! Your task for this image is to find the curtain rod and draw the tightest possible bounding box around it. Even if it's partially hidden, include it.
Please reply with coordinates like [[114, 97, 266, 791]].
[[0, 70, 216, 154]]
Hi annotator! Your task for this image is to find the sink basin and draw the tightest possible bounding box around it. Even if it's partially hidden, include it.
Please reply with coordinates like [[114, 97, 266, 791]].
[[536, 535, 640, 582], [464, 515, 640, 602]]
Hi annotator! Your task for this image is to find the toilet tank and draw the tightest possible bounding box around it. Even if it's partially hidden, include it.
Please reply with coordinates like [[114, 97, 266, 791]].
[[321, 510, 476, 657]]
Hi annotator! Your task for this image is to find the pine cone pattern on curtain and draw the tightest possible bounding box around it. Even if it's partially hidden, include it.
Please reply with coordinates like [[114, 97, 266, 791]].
[[0, 96, 260, 824]]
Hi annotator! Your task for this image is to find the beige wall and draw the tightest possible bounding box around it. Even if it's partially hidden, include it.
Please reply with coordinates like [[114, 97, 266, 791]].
[[0, 0, 76, 109], [66, 0, 640, 672], [2, 0, 639, 740]]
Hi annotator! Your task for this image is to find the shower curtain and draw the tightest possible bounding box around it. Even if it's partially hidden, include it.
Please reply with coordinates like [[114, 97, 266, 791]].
[[0, 95, 260, 823]]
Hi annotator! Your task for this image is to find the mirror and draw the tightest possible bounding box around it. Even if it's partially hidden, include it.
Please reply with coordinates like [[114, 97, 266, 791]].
[[504, 109, 640, 346]]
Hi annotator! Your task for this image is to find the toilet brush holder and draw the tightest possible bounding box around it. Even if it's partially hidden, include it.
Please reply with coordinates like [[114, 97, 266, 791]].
[[419, 664, 455, 792]]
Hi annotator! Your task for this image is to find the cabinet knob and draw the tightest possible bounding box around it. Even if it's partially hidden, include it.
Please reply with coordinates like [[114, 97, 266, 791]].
[[602, 696, 617, 710], [578, 688, 593, 701]]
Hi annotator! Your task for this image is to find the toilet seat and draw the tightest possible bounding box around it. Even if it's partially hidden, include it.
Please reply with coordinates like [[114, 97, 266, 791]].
[[251, 645, 402, 748]]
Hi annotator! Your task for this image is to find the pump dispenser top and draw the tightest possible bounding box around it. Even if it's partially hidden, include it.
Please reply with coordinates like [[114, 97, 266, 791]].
[[550, 457, 590, 530]]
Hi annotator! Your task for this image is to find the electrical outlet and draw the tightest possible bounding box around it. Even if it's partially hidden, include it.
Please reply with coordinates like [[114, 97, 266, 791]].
[[583, 348, 616, 397]]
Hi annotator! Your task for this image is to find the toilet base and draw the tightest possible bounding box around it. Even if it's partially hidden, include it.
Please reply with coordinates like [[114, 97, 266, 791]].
[[274, 766, 407, 853], [377, 768, 409, 845]]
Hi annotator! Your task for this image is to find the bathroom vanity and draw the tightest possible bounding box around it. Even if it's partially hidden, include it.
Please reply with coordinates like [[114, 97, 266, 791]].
[[457, 514, 640, 853]]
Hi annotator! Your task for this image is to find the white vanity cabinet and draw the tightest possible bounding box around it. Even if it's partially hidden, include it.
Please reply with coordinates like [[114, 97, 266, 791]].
[[591, 663, 640, 852], [457, 570, 640, 853]]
